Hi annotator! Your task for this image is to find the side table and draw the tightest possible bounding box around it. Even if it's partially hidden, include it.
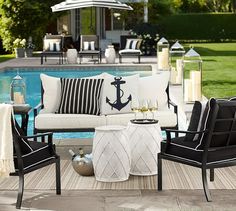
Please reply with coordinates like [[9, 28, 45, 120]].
[[13, 104, 32, 135], [92, 125, 131, 182], [126, 120, 162, 176]]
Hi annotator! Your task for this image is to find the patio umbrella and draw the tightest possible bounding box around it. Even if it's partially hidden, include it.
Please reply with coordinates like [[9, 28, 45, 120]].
[[51, 0, 133, 12]]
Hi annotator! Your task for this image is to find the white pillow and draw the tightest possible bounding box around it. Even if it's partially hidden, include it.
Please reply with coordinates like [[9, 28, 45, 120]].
[[138, 72, 170, 110], [100, 73, 139, 115], [40, 74, 61, 113], [83, 41, 95, 50]]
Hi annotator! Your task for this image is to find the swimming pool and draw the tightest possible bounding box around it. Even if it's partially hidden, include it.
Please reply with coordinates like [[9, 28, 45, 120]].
[[0, 66, 152, 138]]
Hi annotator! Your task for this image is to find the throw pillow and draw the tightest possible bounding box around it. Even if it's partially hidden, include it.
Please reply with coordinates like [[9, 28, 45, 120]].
[[83, 41, 95, 50], [138, 72, 170, 110], [184, 101, 202, 141], [43, 39, 61, 51], [125, 39, 142, 50], [40, 74, 61, 114], [100, 73, 139, 115], [57, 78, 104, 115]]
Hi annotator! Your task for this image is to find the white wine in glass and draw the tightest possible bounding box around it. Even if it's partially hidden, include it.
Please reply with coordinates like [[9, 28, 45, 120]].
[[139, 99, 148, 120], [148, 99, 158, 120], [130, 99, 139, 120]]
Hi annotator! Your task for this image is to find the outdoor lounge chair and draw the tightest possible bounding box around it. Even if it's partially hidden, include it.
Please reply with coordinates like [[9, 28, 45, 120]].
[[119, 37, 142, 63], [41, 35, 64, 65], [10, 119, 61, 209], [158, 98, 236, 202], [78, 35, 101, 64]]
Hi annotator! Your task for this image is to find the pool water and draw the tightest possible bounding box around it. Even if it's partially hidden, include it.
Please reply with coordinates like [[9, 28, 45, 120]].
[[0, 67, 153, 138]]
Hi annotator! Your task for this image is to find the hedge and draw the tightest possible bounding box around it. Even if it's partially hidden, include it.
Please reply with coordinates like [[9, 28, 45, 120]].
[[158, 13, 236, 42]]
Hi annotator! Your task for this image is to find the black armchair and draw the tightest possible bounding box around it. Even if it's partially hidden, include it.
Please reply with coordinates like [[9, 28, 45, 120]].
[[10, 120, 61, 209], [41, 35, 64, 65], [158, 98, 236, 202], [78, 35, 101, 64]]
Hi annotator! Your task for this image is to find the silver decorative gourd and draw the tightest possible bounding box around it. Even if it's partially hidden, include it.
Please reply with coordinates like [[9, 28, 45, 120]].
[[69, 148, 94, 176]]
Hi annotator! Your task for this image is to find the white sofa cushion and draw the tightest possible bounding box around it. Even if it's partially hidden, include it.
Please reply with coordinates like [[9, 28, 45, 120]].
[[40, 74, 61, 113], [35, 113, 106, 130], [105, 110, 177, 128], [138, 72, 170, 110], [100, 73, 139, 115]]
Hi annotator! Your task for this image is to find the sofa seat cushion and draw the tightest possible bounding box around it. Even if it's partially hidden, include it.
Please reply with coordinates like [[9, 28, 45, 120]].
[[35, 113, 106, 130], [119, 49, 142, 54], [106, 110, 177, 128]]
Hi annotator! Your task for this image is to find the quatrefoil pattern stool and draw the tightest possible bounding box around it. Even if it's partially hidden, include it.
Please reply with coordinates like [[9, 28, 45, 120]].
[[92, 125, 131, 182], [126, 121, 162, 176]]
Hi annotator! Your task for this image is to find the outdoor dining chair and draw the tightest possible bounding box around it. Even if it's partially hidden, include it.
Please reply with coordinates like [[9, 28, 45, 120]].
[[41, 34, 64, 65], [78, 35, 101, 64], [10, 119, 61, 209], [158, 98, 236, 202]]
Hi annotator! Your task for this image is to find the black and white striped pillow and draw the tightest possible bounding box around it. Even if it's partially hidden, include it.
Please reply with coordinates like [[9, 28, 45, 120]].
[[57, 78, 104, 115]]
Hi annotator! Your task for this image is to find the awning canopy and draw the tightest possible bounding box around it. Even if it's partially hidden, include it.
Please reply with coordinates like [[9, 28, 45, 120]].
[[51, 0, 133, 12]]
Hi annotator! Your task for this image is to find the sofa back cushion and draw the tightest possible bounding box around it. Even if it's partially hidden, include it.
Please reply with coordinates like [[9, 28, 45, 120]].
[[138, 72, 169, 110], [40, 74, 61, 114], [100, 73, 139, 115], [57, 78, 104, 115]]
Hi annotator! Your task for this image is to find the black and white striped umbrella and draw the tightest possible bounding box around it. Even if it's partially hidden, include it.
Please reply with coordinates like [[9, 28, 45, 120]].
[[51, 0, 133, 12]]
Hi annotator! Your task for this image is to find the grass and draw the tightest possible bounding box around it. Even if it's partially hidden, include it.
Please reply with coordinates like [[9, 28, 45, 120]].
[[0, 54, 14, 63], [183, 43, 236, 98]]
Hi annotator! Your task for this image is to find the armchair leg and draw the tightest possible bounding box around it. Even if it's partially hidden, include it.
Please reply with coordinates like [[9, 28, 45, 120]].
[[56, 157, 61, 195], [138, 55, 140, 63], [210, 168, 214, 182], [119, 55, 122, 63], [158, 153, 162, 191], [16, 173, 24, 209], [202, 166, 212, 202]]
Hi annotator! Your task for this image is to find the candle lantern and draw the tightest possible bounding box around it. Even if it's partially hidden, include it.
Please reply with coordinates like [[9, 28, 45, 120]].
[[183, 48, 202, 103], [10, 74, 26, 104], [157, 37, 170, 71], [169, 41, 185, 85]]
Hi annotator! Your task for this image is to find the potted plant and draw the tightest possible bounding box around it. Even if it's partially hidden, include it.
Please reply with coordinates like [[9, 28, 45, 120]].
[[25, 42, 35, 57], [13, 38, 26, 58]]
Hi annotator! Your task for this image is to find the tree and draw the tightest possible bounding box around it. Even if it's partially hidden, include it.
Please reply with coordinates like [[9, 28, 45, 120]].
[[0, 0, 62, 52]]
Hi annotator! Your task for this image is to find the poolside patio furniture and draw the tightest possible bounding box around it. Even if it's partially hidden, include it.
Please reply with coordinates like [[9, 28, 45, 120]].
[[78, 35, 102, 64], [41, 35, 64, 65], [119, 37, 143, 63], [158, 98, 236, 202], [11, 119, 61, 209], [126, 120, 162, 176], [93, 125, 131, 182], [34, 72, 178, 136]]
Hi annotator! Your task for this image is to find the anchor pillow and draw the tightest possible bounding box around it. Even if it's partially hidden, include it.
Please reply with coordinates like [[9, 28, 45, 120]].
[[100, 73, 139, 115]]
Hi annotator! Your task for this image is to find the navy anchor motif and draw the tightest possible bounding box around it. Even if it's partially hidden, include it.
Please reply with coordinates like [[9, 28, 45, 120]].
[[106, 77, 132, 111]]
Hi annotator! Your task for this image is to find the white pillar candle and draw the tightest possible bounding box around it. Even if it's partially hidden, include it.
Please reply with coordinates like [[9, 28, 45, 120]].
[[170, 67, 177, 84], [14, 92, 24, 104], [184, 79, 192, 102], [157, 51, 163, 69], [176, 59, 183, 84], [162, 48, 169, 69], [190, 70, 201, 101]]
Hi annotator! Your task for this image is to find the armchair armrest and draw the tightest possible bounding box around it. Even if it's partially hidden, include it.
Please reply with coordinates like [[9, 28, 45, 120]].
[[34, 102, 43, 118], [168, 99, 178, 114]]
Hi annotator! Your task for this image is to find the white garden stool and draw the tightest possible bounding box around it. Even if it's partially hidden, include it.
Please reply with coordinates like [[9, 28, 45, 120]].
[[67, 49, 78, 64], [105, 45, 116, 64], [126, 121, 162, 176], [92, 125, 131, 182]]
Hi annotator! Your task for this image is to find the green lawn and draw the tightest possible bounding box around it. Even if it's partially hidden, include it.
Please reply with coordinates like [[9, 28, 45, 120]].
[[0, 54, 14, 63], [184, 43, 236, 98]]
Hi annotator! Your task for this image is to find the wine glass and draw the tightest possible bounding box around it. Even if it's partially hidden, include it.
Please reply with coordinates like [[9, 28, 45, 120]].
[[130, 99, 139, 120], [148, 99, 158, 120], [139, 99, 148, 120]]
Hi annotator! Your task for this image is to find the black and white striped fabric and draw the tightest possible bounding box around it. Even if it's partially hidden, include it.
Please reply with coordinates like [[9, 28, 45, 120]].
[[57, 78, 104, 115], [125, 39, 140, 50]]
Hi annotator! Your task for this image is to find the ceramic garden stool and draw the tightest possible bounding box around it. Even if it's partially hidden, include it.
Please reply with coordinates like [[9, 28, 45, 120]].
[[67, 49, 78, 64], [126, 120, 162, 176], [92, 125, 131, 182]]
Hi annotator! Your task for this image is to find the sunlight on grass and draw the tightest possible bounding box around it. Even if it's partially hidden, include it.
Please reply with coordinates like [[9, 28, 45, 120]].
[[184, 43, 236, 98], [0, 54, 14, 63]]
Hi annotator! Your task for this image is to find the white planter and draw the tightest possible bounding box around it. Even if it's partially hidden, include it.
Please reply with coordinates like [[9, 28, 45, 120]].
[[105, 45, 116, 64], [67, 49, 78, 64]]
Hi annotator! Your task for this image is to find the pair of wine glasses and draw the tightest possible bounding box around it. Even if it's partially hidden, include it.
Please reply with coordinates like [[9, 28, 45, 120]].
[[130, 99, 158, 120]]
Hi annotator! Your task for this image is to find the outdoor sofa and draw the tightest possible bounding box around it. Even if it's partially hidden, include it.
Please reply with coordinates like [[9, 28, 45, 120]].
[[34, 71, 178, 135]]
